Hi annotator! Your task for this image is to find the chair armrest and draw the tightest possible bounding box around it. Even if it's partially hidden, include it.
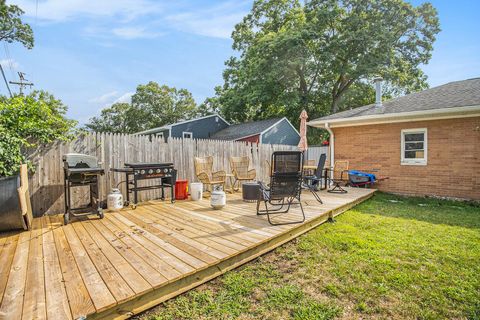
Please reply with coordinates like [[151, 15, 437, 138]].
[[247, 169, 256, 179], [212, 170, 226, 181], [258, 181, 269, 190], [196, 172, 210, 184], [340, 169, 349, 180]]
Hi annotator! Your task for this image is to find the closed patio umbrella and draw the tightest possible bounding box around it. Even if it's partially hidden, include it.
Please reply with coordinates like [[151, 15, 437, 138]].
[[297, 110, 308, 152]]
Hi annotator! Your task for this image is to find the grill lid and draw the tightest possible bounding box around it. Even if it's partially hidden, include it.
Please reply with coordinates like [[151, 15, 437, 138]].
[[63, 153, 99, 168]]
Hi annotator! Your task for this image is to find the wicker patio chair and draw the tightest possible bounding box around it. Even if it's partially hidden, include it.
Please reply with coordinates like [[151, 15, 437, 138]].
[[194, 156, 226, 193], [257, 151, 305, 226], [325, 160, 349, 193], [230, 156, 256, 191]]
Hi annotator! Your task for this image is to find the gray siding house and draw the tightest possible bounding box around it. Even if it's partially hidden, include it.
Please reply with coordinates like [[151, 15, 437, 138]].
[[136, 114, 230, 141], [211, 117, 300, 145]]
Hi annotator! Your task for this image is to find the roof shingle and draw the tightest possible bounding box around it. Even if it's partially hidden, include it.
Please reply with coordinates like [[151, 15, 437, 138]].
[[211, 118, 283, 140], [311, 77, 480, 122]]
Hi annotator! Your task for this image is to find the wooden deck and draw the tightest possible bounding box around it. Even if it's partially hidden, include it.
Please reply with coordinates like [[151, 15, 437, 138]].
[[0, 187, 375, 320]]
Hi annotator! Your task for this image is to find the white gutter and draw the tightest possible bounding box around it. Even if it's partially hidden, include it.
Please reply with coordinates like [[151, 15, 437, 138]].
[[308, 104, 480, 128], [325, 122, 334, 181]]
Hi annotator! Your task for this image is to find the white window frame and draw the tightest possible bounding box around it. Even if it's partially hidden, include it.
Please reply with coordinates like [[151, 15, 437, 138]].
[[182, 131, 193, 139], [401, 128, 427, 166], [156, 132, 164, 139]]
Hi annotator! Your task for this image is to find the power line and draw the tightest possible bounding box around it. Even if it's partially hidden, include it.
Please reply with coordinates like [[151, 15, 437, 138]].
[[3, 43, 15, 79], [0, 63, 13, 97]]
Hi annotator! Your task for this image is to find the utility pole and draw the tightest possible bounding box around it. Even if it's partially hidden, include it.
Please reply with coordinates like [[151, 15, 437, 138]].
[[9, 72, 34, 95], [0, 64, 12, 97]]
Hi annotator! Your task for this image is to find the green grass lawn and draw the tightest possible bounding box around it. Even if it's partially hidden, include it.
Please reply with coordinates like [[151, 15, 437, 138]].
[[136, 193, 480, 320]]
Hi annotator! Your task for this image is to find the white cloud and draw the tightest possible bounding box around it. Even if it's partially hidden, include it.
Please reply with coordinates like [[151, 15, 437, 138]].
[[10, 0, 163, 23], [166, 1, 248, 39], [89, 91, 119, 104], [113, 92, 134, 104], [0, 59, 21, 70], [112, 26, 163, 39], [9, 0, 249, 40]]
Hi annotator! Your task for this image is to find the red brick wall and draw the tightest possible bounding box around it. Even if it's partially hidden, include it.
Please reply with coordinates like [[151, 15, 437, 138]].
[[237, 134, 260, 143], [332, 117, 480, 200]]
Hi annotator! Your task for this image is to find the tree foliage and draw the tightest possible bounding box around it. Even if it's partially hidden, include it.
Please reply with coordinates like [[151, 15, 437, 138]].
[[85, 102, 137, 133], [0, 0, 34, 49], [213, 0, 440, 131], [131, 82, 197, 132], [86, 82, 198, 133], [0, 91, 77, 176]]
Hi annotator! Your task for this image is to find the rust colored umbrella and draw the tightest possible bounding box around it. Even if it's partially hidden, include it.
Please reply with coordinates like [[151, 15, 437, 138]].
[[297, 110, 308, 152]]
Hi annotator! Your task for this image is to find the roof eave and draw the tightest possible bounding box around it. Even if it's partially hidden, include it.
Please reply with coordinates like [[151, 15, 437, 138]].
[[308, 105, 480, 128]]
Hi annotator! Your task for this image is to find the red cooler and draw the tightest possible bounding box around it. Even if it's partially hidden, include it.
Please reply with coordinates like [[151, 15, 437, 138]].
[[175, 180, 188, 200]]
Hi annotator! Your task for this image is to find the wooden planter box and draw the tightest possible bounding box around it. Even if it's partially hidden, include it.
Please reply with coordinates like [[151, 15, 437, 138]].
[[0, 164, 33, 231]]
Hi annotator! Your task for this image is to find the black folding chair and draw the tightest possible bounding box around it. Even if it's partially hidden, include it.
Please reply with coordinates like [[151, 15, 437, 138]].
[[303, 153, 326, 203], [257, 151, 305, 226]]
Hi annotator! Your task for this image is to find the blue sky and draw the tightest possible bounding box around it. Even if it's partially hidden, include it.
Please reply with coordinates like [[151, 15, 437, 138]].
[[1, 0, 479, 124]]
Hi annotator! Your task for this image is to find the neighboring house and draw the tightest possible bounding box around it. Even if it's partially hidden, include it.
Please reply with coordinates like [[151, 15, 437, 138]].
[[308, 77, 480, 200], [136, 114, 230, 141], [210, 117, 300, 145]]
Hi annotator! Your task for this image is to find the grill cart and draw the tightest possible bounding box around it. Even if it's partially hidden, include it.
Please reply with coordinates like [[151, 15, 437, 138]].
[[111, 162, 177, 208], [63, 153, 104, 225]]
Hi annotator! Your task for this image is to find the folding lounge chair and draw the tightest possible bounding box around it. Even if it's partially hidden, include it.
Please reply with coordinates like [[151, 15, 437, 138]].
[[257, 151, 305, 226], [303, 153, 326, 203]]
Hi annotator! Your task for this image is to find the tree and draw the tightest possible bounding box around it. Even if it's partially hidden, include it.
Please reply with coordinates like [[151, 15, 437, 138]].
[[131, 82, 197, 131], [214, 0, 440, 126], [85, 103, 139, 133], [0, 91, 77, 176], [86, 82, 198, 133], [0, 0, 34, 49]]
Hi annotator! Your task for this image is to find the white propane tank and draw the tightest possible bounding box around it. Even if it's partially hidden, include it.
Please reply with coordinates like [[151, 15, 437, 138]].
[[190, 182, 203, 201], [107, 189, 123, 211], [210, 190, 226, 210]]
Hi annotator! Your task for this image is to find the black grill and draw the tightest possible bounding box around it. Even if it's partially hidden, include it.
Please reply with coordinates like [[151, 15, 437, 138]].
[[112, 162, 177, 207], [63, 153, 104, 224]]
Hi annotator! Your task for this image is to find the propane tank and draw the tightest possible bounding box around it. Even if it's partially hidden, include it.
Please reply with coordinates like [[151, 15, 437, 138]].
[[107, 188, 124, 211], [210, 188, 226, 210]]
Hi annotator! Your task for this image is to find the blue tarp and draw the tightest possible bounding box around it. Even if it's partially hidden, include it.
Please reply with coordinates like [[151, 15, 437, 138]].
[[348, 170, 376, 182]]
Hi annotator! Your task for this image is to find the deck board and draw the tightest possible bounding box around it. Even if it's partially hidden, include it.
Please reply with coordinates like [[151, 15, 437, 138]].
[[0, 187, 374, 320], [22, 219, 47, 320]]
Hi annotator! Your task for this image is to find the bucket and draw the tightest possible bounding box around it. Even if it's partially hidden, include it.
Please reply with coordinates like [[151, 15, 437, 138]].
[[190, 182, 203, 201], [175, 180, 189, 200]]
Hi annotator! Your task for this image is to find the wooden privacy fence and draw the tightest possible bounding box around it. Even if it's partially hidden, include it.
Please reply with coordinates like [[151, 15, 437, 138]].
[[29, 133, 326, 216]]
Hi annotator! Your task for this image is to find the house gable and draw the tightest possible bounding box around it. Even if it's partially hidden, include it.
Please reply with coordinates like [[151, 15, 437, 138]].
[[261, 118, 300, 145], [170, 115, 229, 139]]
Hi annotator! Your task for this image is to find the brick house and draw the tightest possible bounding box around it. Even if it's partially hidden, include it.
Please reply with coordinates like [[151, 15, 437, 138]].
[[308, 78, 480, 200]]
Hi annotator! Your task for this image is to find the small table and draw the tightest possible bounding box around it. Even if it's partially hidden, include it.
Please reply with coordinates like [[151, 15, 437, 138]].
[[242, 182, 260, 202]]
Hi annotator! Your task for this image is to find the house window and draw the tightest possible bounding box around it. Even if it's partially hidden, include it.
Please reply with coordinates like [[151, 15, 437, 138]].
[[156, 132, 164, 139], [183, 132, 193, 139], [401, 128, 427, 165]]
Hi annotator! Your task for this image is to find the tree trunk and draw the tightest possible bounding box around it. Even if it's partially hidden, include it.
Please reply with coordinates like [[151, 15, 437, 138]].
[[330, 77, 355, 114]]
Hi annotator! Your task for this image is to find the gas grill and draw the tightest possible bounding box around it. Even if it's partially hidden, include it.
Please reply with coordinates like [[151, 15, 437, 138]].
[[63, 153, 104, 225], [112, 162, 177, 207]]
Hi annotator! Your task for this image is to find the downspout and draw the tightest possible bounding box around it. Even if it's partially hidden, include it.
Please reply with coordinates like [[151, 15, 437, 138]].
[[325, 122, 334, 180]]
